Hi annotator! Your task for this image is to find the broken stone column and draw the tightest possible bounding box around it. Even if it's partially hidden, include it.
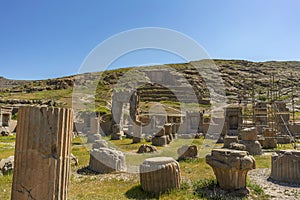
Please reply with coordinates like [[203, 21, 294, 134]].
[[89, 147, 126, 173], [152, 127, 167, 146], [12, 106, 73, 200], [206, 149, 256, 190], [223, 136, 239, 148], [239, 127, 262, 155], [270, 150, 300, 184], [140, 157, 181, 193]]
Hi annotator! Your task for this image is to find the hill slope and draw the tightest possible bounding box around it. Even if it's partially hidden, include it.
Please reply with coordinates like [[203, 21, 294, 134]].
[[0, 59, 300, 113]]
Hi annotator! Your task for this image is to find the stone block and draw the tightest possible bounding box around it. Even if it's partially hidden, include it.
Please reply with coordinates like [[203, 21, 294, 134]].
[[164, 123, 172, 135], [240, 140, 262, 155], [89, 148, 126, 173], [137, 144, 157, 154], [155, 127, 165, 137], [177, 145, 198, 160], [87, 133, 102, 143], [92, 140, 108, 149], [223, 136, 239, 148], [152, 136, 167, 146], [240, 127, 258, 141]]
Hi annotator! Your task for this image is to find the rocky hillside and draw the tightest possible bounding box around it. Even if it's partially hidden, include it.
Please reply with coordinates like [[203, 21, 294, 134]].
[[0, 76, 29, 89], [1, 60, 300, 111]]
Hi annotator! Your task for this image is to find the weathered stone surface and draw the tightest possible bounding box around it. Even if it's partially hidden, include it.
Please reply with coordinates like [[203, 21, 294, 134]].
[[223, 136, 239, 148], [89, 148, 126, 173], [137, 144, 157, 154], [152, 136, 167, 146], [240, 127, 258, 141], [0, 156, 14, 175], [261, 137, 277, 149], [92, 140, 108, 149], [140, 157, 181, 194], [229, 142, 247, 151], [12, 106, 73, 200], [206, 149, 256, 190], [132, 123, 142, 143], [90, 117, 99, 134], [111, 124, 122, 140], [155, 127, 165, 137], [240, 140, 262, 155], [270, 150, 300, 184], [164, 123, 172, 135], [87, 133, 102, 143], [177, 145, 198, 160]]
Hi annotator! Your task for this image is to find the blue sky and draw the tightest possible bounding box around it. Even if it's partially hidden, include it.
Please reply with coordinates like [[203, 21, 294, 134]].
[[0, 0, 299, 80]]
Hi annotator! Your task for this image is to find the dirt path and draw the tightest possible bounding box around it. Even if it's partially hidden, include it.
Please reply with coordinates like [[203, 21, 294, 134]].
[[249, 168, 300, 200]]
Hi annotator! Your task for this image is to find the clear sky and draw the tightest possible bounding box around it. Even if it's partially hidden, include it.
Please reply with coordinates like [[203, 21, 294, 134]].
[[0, 0, 299, 80]]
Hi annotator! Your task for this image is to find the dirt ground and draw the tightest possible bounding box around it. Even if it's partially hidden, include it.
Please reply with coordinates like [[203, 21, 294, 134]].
[[249, 168, 300, 200]]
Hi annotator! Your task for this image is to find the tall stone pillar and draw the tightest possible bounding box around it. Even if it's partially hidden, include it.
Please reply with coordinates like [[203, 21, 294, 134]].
[[11, 106, 73, 200]]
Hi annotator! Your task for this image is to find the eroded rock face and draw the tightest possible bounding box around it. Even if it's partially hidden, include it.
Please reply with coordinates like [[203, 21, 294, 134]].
[[89, 148, 126, 173], [177, 145, 198, 160], [137, 144, 157, 154], [206, 149, 256, 190], [270, 150, 300, 184], [140, 157, 181, 194]]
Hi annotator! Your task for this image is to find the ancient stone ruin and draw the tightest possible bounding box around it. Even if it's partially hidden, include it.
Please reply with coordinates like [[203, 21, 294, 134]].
[[239, 127, 262, 155], [177, 145, 198, 160], [152, 127, 168, 146], [224, 105, 242, 136], [206, 149, 256, 190], [0, 106, 13, 136], [260, 128, 277, 149], [89, 147, 126, 173], [11, 106, 73, 200], [270, 150, 300, 184], [137, 144, 157, 154], [140, 157, 181, 194]]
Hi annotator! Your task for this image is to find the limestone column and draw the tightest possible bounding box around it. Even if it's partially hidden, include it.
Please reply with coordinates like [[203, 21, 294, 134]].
[[140, 157, 181, 193], [11, 106, 73, 200]]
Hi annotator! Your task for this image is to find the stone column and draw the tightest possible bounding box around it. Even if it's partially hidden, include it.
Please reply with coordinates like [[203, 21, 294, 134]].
[[11, 106, 73, 200], [270, 150, 300, 184], [140, 157, 181, 194], [206, 149, 256, 190]]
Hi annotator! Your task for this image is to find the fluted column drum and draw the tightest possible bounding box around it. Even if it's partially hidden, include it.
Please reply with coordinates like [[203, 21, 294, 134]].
[[11, 106, 73, 200], [140, 157, 181, 194], [270, 150, 300, 184]]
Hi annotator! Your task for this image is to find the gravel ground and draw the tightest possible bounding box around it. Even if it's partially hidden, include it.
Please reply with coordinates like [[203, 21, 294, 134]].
[[249, 168, 300, 200]]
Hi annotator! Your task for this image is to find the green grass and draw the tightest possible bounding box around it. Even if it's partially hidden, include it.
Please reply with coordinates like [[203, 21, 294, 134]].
[[0, 134, 293, 200]]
